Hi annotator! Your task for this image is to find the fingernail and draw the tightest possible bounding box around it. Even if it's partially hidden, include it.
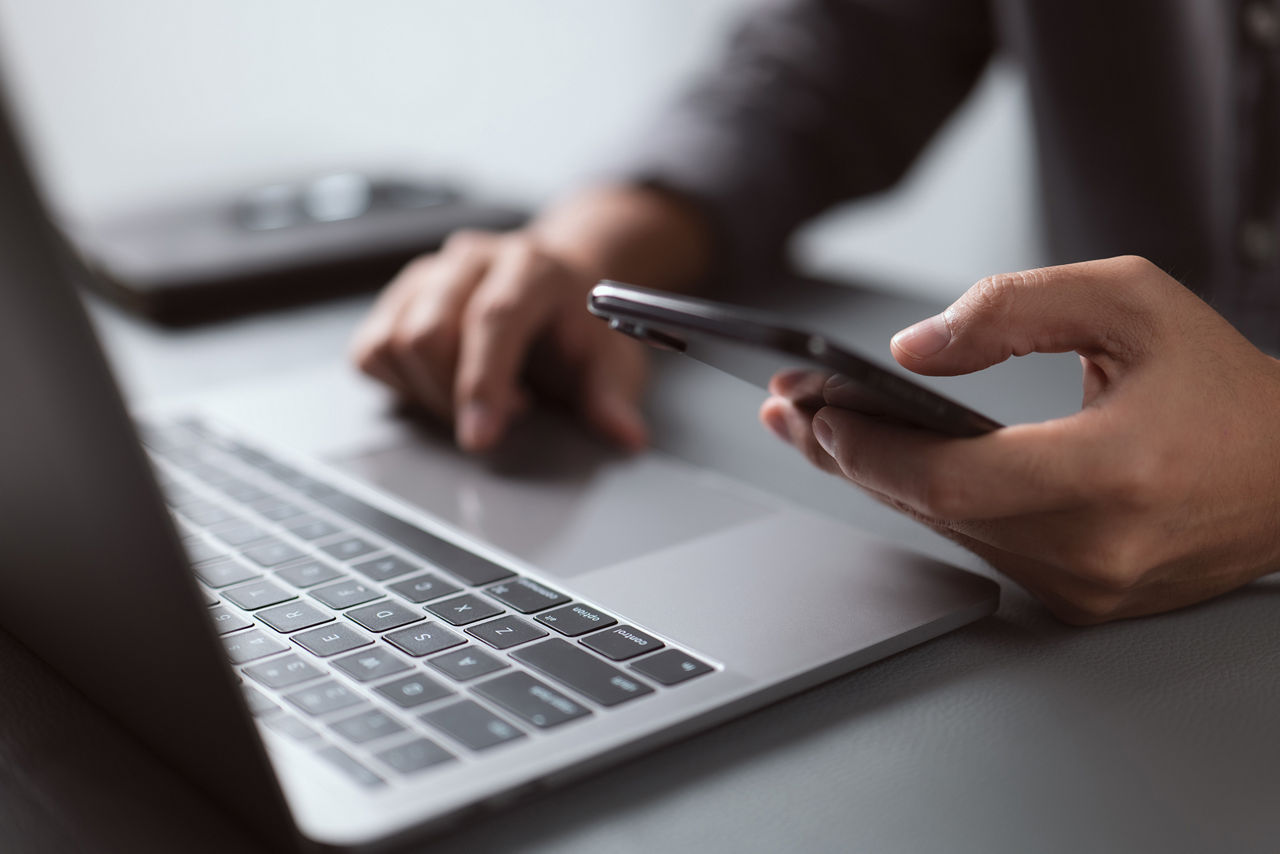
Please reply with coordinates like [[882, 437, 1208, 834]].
[[812, 415, 834, 454], [457, 401, 497, 451], [892, 313, 952, 359], [762, 407, 791, 442]]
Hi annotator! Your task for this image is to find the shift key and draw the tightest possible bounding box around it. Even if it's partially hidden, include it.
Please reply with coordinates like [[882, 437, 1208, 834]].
[[512, 639, 653, 707], [472, 671, 590, 729]]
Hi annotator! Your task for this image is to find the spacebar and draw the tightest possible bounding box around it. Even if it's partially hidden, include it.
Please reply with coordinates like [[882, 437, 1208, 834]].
[[311, 491, 514, 586], [512, 639, 654, 707]]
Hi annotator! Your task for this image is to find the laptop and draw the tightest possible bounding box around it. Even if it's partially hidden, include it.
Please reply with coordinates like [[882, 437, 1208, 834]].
[[0, 81, 998, 850]]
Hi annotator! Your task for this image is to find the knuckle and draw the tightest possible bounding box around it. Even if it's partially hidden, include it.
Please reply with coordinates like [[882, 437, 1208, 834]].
[[441, 229, 493, 256], [1068, 532, 1147, 593], [468, 292, 524, 330], [914, 471, 970, 520]]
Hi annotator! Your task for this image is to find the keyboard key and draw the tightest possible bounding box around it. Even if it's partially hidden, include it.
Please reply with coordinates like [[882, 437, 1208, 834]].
[[426, 594, 503, 626], [256, 601, 332, 633], [351, 554, 417, 582], [580, 625, 664, 661], [332, 647, 411, 683], [250, 496, 306, 522], [208, 520, 271, 548], [243, 653, 324, 689], [535, 603, 617, 637], [285, 680, 363, 717], [315, 746, 384, 788], [275, 559, 343, 589], [261, 714, 319, 742], [387, 573, 460, 604], [194, 559, 258, 589], [428, 647, 507, 682], [183, 538, 225, 565], [310, 579, 378, 609], [242, 685, 277, 716], [200, 588, 219, 607], [375, 739, 454, 775], [222, 629, 288, 664], [466, 616, 548, 650], [346, 600, 422, 633], [630, 649, 714, 686], [220, 480, 272, 504], [320, 536, 379, 562], [177, 500, 237, 528], [383, 622, 465, 657], [483, 577, 569, 614], [242, 538, 305, 568], [421, 701, 525, 751], [223, 579, 295, 611], [292, 623, 373, 657], [513, 639, 654, 707], [328, 708, 405, 744], [311, 491, 515, 586], [283, 515, 343, 541], [375, 673, 453, 709], [471, 672, 590, 730], [208, 605, 253, 635]]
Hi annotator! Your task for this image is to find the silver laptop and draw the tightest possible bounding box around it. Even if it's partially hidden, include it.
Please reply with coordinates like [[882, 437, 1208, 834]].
[[0, 86, 997, 849]]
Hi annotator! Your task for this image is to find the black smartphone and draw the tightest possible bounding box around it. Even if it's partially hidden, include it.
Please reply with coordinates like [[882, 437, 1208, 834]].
[[587, 280, 1002, 438]]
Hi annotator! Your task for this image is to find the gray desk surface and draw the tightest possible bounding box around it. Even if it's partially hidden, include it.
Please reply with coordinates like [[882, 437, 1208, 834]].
[[4, 279, 1276, 854]]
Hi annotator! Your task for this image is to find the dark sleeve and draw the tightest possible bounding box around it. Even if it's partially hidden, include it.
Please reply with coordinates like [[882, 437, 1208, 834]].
[[616, 0, 996, 284]]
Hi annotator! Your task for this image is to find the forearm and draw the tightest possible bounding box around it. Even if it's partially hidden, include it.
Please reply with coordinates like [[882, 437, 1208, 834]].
[[529, 184, 714, 292]]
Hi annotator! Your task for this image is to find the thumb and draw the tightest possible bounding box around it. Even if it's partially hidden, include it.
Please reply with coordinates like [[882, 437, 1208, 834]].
[[889, 256, 1163, 377]]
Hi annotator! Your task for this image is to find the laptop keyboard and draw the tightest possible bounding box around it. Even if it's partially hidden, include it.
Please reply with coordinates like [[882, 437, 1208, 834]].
[[139, 418, 714, 789]]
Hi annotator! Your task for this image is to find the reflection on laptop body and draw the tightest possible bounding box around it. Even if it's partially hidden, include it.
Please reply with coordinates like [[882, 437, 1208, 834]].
[[0, 77, 998, 850]]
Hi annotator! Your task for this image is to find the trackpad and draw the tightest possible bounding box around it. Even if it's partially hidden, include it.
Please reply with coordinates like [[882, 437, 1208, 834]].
[[332, 412, 772, 579]]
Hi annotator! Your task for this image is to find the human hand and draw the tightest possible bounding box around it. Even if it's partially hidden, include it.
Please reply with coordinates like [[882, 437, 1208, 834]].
[[350, 186, 710, 452], [760, 256, 1280, 624]]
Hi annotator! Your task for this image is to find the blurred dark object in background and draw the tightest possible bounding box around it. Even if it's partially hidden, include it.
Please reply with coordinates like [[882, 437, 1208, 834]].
[[69, 171, 525, 324]]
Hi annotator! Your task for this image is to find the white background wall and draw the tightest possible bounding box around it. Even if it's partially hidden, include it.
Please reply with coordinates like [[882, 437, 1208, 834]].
[[0, 0, 1045, 302]]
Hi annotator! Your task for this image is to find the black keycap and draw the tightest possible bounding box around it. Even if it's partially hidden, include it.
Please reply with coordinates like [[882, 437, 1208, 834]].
[[222, 629, 288, 664], [421, 700, 526, 751], [242, 685, 277, 716], [375, 673, 453, 708], [535, 603, 617, 637], [328, 708, 405, 744], [346, 600, 422, 633], [315, 746, 384, 788], [285, 680, 364, 717], [466, 616, 548, 650], [275, 560, 343, 589], [243, 653, 324, 689], [383, 622, 465, 657], [580, 625, 664, 661], [484, 577, 569, 614], [310, 579, 378, 609], [261, 714, 319, 742], [472, 672, 590, 729], [292, 623, 373, 657], [630, 649, 714, 686], [251, 496, 306, 522], [387, 573, 460, 604], [351, 554, 417, 582], [208, 605, 253, 635], [209, 520, 271, 547], [220, 480, 272, 504], [223, 580, 295, 611], [426, 594, 503, 626], [513, 639, 654, 707], [332, 647, 411, 683], [283, 515, 343, 541], [320, 536, 379, 562], [194, 559, 259, 589], [183, 538, 225, 565], [375, 739, 454, 775], [256, 601, 332, 633], [178, 500, 238, 528], [242, 538, 306, 568], [311, 491, 514, 586], [428, 647, 507, 682]]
